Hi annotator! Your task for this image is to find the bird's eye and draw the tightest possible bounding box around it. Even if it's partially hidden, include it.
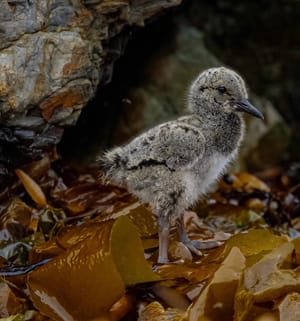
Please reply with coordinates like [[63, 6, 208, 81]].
[[217, 86, 227, 94]]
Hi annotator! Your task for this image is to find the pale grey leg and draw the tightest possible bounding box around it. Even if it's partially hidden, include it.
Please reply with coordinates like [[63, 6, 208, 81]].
[[157, 215, 170, 264], [176, 213, 202, 256]]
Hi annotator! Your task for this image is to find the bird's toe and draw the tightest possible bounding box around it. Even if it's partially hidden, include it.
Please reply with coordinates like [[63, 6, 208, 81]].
[[181, 240, 203, 256], [190, 239, 223, 250], [180, 239, 223, 257]]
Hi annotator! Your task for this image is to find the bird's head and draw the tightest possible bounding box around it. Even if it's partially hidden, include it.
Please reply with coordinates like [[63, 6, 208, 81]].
[[188, 67, 264, 120]]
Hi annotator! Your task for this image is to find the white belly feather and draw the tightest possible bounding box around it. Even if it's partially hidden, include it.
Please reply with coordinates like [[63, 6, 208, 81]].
[[182, 152, 236, 204]]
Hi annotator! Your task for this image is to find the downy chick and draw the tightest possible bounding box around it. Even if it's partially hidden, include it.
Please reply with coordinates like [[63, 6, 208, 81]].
[[101, 67, 264, 263]]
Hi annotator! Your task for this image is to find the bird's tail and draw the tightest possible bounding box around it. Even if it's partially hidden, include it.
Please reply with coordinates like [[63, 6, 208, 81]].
[[98, 147, 124, 184]]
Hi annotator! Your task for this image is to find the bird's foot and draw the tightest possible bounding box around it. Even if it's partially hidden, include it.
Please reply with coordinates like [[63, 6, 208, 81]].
[[180, 239, 223, 256]]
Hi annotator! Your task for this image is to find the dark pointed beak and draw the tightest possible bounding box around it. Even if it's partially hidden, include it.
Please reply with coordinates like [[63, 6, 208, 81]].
[[236, 98, 264, 120]]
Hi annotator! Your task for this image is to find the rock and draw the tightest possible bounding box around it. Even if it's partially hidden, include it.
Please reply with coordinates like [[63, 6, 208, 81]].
[[240, 97, 291, 171], [0, 0, 181, 185]]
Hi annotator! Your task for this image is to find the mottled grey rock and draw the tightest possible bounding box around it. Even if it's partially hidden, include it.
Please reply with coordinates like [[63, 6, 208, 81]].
[[240, 97, 290, 170], [0, 0, 181, 122], [0, 0, 181, 185], [0, 32, 94, 121]]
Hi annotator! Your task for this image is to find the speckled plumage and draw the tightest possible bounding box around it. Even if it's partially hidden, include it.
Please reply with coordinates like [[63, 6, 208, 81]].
[[101, 67, 264, 263]]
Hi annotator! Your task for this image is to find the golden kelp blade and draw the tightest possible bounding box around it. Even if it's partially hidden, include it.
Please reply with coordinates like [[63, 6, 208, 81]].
[[27, 216, 159, 321], [188, 247, 246, 321], [234, 242, 299, 321], [15, 169, 47, 207]]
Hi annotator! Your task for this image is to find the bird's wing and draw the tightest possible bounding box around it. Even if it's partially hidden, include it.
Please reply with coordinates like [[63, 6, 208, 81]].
[[123, 120, 206, 171]]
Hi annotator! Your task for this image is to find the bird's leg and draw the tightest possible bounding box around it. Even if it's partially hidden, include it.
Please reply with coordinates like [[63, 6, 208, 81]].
[[157, 215, 170, 264], [176, 213, 202, 256]]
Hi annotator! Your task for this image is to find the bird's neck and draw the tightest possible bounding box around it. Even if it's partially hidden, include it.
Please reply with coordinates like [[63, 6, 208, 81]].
[[191, 111, 245, 155], [214, 112, 245, 155], [216, 113, 245, 154]]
